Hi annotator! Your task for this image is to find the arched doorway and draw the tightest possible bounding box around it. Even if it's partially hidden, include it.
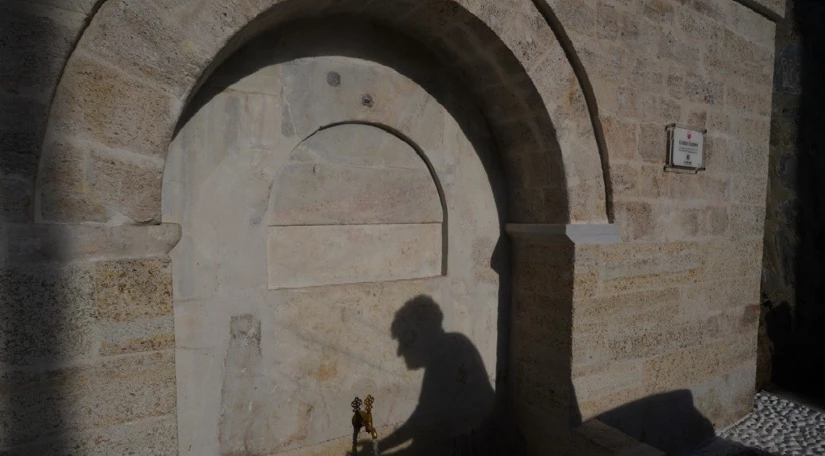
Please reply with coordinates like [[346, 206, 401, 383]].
[[165, 20, 509, 455]]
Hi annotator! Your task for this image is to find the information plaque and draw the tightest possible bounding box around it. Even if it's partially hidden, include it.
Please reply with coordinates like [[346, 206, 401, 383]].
[[665, 124, 706, 173]]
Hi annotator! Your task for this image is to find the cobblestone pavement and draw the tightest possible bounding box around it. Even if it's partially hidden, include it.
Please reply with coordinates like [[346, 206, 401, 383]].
[[690, 391, 825, 456]]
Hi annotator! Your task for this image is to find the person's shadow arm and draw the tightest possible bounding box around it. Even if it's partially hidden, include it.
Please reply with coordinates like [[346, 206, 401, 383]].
[[377, 408, 426, 454]]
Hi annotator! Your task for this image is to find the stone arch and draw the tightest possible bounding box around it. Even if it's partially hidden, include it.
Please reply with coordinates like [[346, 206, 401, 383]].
[[267, 122, 447, 288], [35, 0, 609, 227], [163, 19, 513, 454]]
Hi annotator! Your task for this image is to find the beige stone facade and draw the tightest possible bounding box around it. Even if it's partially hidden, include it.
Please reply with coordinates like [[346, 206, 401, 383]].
[[0, 0, 783, 454]]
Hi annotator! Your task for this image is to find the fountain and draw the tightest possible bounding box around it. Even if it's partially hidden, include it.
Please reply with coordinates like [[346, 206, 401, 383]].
[[351, 395, 379, 455]]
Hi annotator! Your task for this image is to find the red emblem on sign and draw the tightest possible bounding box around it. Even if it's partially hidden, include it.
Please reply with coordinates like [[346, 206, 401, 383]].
[[687, 132, 692, 140]]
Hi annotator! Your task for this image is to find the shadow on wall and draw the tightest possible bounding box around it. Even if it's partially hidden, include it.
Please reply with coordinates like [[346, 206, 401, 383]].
[[352, 296, 527, 456], [1, 1, 88, 453], [178, 16, 559, 455], [761, 0, 825, 405]]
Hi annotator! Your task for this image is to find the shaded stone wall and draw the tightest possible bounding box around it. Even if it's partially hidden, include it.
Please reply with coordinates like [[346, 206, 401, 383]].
[[759, 0, 825, 398], [0, 0, 785, 454], [551, 0, 780, 434]]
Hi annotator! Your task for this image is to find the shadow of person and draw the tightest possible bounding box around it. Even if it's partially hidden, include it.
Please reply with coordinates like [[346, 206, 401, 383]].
[[376, 295, 496, 456]]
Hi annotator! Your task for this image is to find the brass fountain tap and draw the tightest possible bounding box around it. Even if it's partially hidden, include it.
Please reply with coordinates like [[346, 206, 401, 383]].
[[351, 395, 378, 439]]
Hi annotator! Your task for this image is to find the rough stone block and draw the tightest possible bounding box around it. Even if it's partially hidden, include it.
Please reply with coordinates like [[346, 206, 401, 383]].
[[0, 177, 32, 222], [267, 224, 442, 289], [728, 204, 766, 239], [638, 165, 669, 199], [94, 259, 173, 322], [609, 163, 638, 197], [639, 0, 673, 23], [725, 138, 769, 176], [0, 263, 95, 367], [0, 94, 48, 178], [80, 0, 203, 96], [11, 415, 178, 455], [658, 31, 701, 68], [676, 6, 724, 44], [50, 54, 177, 157], [98, 316, 175, 356], [614, 201, 654, 242], [89, 150, 163, 222], [730, 174, 768, 205], [704, 240, 763, 279], [601, 116, 637, 161], [0, 352, 176, 447], [0, 2, 84, 100], [38, 189, 109, 223], [725, 85, 771, 117], [618, 12, 659, 54], [574, 361, 644, 402], [38, 140, 87, 194], [684, 72, 724, 105]]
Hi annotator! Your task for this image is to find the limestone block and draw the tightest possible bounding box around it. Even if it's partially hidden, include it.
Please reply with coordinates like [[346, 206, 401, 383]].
[[728, 204, 766, 239], [704, 240, 763, 279], [0, 177, 32, 222], [0, 2, 84, 101], [725, 138, 769, 176], [89, 149, 163, 222], [691, 361, 757, 429], [79, 0, 204, 96], [658, 31, 701, 69], [94, 259, 173, 322], [39, 190, 109, 223], [601, 116, 638, 161], [726, 85, 772, 117], [573, 361, 644, 402], [11, 415, 178, 456], [731, 174, 769, 205], [0, 263, 95, 367], [267, 224, 441, 289], [0, 94, 48, 180], [98, 316, 175, 356], [0, 351, 175, 447], [573, 288, 680, 334], [50, 53, 177, 157], [638, 165, 669, 199], [610, 163, 639, 197], [269, 125, 442, 226]]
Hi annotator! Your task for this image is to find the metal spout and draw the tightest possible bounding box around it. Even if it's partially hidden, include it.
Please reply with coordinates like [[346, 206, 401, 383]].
[[351, 395, 378, 440]]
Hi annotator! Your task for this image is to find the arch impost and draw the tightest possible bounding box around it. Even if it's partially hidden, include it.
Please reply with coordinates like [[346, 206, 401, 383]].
[[505, 223, 620, 245]]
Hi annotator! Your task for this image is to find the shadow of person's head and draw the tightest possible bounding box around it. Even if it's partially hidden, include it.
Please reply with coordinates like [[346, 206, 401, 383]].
[[391, 295, 445, 370]]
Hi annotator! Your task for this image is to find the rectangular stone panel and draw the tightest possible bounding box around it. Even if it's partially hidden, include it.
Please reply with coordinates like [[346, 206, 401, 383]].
[[267, 224, 441, 289]]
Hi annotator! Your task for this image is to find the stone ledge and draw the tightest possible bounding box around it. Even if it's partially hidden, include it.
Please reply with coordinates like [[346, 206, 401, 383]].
[[1, 222, 181, 264], [506, 223, 621, 245], [575, 419, 666, 456]]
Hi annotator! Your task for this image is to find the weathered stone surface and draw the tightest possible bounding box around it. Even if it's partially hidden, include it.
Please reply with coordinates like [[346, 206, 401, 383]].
[[49, 53, 177, 157], [0, 2, 84, 101], [0, 177, 32, 222], [270, 125, 442, 226], [0, 94, 49, 180], [268, 224, 442, 289], [0, 263, 95, 367], [94, 259, 173, 322]]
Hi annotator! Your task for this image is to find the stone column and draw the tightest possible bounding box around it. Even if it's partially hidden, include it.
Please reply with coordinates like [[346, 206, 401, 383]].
[[0, 222, 181, 454]]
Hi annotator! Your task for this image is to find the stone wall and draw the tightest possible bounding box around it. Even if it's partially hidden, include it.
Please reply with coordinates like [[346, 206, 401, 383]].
[[0, 0, 784, 454], [547, 0, 779, 436]]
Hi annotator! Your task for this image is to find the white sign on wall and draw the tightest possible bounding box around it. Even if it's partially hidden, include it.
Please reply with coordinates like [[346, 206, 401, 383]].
[[665, 124, 706, 173]]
